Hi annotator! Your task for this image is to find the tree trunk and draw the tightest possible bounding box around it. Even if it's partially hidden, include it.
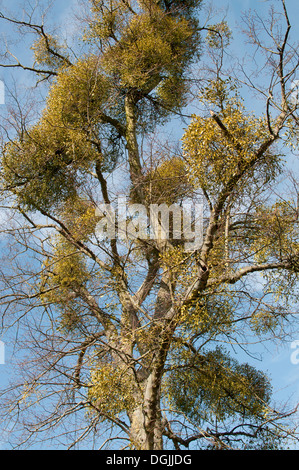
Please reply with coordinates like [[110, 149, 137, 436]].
[[129, 318, 176, 450], [129, 383, 164, 450]]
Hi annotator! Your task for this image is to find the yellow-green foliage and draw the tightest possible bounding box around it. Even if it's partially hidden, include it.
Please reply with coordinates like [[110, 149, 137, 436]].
[[3, 127, 79, 211], [101, 7, 194, 90], [250, 201, 299, 264], [2, 0, 201, 213], [2, 56, 112, 210], [58, 197, 100, 242], [88, 363, 137, 415], [41, 236, 91, 330], [179, 289, 235, 337], [248, 200, 299, 308], [182, 83, 279, 197], [183, 110, 270, 189], [31, 34, 70, 70], [140, 156, 192, 205], [159, 245, 191, 276], [88, 0, 199, 111], [43, 237, 90, 294], [164, 346, 272, 423], [205, 21, 232, 49], [45, 55, 111, 128], [250, 308, 280, 335], [85, 0, 131, 43]]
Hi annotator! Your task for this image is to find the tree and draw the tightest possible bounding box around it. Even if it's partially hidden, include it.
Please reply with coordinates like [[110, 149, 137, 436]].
[[0, 0, 298, 450]]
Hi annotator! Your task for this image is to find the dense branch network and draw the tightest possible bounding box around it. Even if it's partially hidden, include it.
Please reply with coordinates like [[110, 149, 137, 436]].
[[0, 0, 298, 451]]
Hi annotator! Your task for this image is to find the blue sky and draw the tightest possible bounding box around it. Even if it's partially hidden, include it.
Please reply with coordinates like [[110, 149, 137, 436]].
[[224, 0, 299, 446], [0, 0, 298, 450]]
